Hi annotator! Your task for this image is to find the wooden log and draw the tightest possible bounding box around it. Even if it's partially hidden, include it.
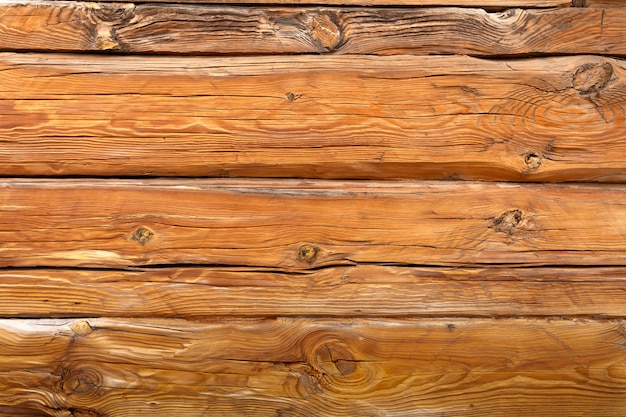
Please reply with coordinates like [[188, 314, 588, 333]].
[[1, 266, 626, 318], [1, 53, 625, 181], [1, 179, 626, 268], [31, 0, 573, 6], [577, 0, 626, 7], [1, 3, 623, 56], [0, 317, 624, 416]]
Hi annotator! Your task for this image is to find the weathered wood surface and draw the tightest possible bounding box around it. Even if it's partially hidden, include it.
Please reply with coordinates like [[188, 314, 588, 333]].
[[2, 3, 625, 56], [579, 0, 626, 7], [0, 318, 624, 416], [1, 179, 626, 268], [1, 266, 626, 318], [33, 0, 572, 6], [2, 0, 626, 413], [1, 53, 625, 181]]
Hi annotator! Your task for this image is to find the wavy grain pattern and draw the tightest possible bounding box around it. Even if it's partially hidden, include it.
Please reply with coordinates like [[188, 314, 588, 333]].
[[1, 179, 626, 268], [23, 0, 570, 6], [0, 266, 626, 318], [1, 53, 625, 181], [1, 3, 623, 56], [0, 318, 624, 416]]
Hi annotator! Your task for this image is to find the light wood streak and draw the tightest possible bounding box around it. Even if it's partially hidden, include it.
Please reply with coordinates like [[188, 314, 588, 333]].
[[1, 266, 626, 318]]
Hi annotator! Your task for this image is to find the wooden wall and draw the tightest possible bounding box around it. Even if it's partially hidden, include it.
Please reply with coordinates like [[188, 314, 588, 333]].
[[1, 0, 626, 415]]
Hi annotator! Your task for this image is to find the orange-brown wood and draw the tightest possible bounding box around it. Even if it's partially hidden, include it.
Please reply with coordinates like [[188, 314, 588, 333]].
[[32, 0, 572, 6], [579, 0, 626, 6], [2, 0, 626, 414], [1, 266, 625, 318], [1, 53, 625, 181], [0, 317, 624, 416], [1, 3, 623, 56], [1, 179, 626, 268]]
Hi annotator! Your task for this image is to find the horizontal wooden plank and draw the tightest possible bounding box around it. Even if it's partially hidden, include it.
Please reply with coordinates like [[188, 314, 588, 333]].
[[0, 317, 624, 416], [2, 53, 625, 181], [2, 266, 626, 318], [579, 0, 626, 7], [1, 3, 622, 56], [1, 179, 626, 268], [32, 0, 572, 6]]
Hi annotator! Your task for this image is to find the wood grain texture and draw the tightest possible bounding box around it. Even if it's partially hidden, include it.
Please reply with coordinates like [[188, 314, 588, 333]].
[[3, 0, 626, 414], [1, 3, 623, 56], [1, 266, 626, 318], [33, 0, 573, 6], [1, 179, 626, 268], [0, 317, 624, 416], [579, 0, 626, 7], [1, 53, 625, 181]]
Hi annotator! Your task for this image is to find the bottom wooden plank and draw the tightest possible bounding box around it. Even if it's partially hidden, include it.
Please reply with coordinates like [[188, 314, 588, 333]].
[[0, 318, 624, 416]]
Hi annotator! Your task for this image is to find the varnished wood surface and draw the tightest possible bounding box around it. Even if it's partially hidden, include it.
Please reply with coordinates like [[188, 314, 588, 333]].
[[2, 3, 625, 56], [0, 317, 624, 416], [1, 179, 626, 268], [1, 53, 625, 181], [1, 266, 626, 318]]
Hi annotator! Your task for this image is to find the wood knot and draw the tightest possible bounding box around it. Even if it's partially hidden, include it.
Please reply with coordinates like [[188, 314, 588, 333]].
[[312, 340, 357, 377], [130, 225, 154, 246], [573, 62, 613, 95], [297, 244, 319, 263], [496, 9, 518, 19], [93, 4, 135, 23], [523, 151, 542, 170], [56, 367, 102, 398], [307, 14, 342, 52], [70, 320, 93, 337], [286, 92, 302, 102], [90, 4, 134, 51], [304, 335, 378, 394], [493, 209, 523, 235]]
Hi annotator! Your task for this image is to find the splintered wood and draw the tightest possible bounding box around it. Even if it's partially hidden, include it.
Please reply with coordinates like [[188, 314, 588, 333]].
[[0, 0, 625, 415]]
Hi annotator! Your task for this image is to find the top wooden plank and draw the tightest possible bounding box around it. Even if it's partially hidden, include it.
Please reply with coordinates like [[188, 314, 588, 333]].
[[578, 0, 626, 6], [36, 0, 573, 6], [1, 2, 624, 56]]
